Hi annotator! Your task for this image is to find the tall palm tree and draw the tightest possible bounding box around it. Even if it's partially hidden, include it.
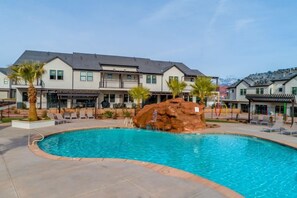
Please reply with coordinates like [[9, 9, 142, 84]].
[[9, 62, 45, 121], [190, 76, 217, 123], [128, 86, 150, 112], [166, 78, 187, 99]]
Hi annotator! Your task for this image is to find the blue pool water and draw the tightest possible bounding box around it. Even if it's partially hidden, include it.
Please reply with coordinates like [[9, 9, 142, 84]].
[[38, 128, 297, 197]]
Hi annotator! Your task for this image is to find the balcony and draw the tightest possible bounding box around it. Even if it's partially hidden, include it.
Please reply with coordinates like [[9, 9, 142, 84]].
[[99, 80, 139, 89], [11, 80, 43, 89]]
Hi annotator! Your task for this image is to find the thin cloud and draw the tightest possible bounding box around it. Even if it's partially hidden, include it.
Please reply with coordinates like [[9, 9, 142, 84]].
[[142, 0, 196, 24], [207, 0, 228, 31], [235, 18, 255, 31]]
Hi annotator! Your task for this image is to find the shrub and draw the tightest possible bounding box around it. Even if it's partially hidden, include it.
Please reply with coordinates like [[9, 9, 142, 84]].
[[103, 111, 113, 118], [41, 110, 47, 118], [113, 112, 118, 119], [122, 109, 131, 118]]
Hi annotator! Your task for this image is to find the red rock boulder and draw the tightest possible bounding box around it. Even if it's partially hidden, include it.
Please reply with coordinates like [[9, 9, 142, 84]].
[[133, 98, 206, 132]]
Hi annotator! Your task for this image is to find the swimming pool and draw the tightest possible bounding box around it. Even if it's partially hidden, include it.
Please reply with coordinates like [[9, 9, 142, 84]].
[[38, 128, 297, 197]]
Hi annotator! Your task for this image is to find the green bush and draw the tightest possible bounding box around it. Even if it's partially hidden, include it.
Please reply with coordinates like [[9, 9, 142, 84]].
[[103, 111, 113, 118], [122, 109, 131, 118]]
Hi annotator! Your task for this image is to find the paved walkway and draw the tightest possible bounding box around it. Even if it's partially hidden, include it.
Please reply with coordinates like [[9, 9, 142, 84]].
[[1, 119, 297, 198]]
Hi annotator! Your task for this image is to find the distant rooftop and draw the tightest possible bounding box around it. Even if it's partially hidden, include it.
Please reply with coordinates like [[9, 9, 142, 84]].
[[229, 67, 297, 88], [14, 50, 204, 76]]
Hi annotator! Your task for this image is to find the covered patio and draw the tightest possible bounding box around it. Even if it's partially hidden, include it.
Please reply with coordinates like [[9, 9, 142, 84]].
[[246, 94, 296, 123]]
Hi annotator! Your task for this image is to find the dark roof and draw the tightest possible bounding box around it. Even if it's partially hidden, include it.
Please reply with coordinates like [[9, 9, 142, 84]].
[[14, 50, 204, 76], [0, 68, 8, 75], [246, 94, 295, 103], [228, 67, 297, 88]]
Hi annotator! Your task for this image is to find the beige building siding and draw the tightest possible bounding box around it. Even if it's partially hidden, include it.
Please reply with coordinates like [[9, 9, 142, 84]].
[[141, 74, 162, 92], [101, 66, 137, 72], [162, 66, 184, 92], [42, 58, 73, 89], [236, 81, 249, 101], [73, 70, 100, 90], [0, 72, 10, 89]]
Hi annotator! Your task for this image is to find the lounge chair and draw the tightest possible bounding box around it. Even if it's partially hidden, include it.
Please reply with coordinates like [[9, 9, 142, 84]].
[[250, 115, 259, 125], [64, 112, 71, 119], [71, 112, 78, 119], [87, 111, 95, 119], [260, 115, 270, 125], [280, 122, 297, 135], [56, 114, 70, 123], [79, 110, 87, 119], [47, 113, 63, 125], [262, 118, 285, 132]]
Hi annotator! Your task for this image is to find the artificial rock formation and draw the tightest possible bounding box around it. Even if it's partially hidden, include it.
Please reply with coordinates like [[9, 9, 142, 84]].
[[133, 98, 206, 132]]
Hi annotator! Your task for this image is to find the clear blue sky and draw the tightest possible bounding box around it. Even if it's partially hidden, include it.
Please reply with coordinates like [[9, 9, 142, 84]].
[[1, 0, 297, 79]]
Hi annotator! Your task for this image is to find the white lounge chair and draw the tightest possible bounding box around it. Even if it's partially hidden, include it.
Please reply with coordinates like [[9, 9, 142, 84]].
[[79, 110, 86, 119], [47, 113, 63, 125], [63, 112, 71, 119], [280, 122, 297, 135], [260, 115, 270, 125], [56, 113, 70, 123], [71, 112, 78, 119], [250, 115, 259, 125], [87, 111, 95, 119], [262, 118, 285, 132]]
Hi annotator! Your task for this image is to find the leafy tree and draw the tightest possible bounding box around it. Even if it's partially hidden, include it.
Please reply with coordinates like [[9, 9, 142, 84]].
[[190, 76, 217, 123], [128, 86, 150, 111], [9, 62, 45, 121], [166, 78, 187, 99]]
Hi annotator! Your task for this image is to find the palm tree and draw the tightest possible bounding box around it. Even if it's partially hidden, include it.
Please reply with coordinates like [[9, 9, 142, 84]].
[[128, 86, 150, 112], [9, 62, 45, 121], [166, 78, 187, 99], [190, 76, 217, 123]]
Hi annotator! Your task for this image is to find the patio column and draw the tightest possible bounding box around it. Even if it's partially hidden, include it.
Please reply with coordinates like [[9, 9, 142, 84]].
[[248, 99, 251, 122]]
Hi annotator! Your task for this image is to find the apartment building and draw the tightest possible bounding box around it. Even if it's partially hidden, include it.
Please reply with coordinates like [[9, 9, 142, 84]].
[[1, 50, 210, 109], [0, 68, 10, 99], [225, 68, 297, 116]]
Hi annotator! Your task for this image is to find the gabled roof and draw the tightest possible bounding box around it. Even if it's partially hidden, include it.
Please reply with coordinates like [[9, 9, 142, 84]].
[[14, 50, 204, 76], [0, 68, 8, 75], [228, 67, 297, 89]]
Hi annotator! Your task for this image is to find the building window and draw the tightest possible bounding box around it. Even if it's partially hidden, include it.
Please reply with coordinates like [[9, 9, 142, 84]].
[[107, 73, 112, 79], [3, 78, 8, 84], [240, 89, 246, 96], [22, 92, 28, 102], [124, 94, 133, 102], [104, 94, 116, 103], [57, 70, 64, 80], [50, 70, 56, 80], [127, 75, 132, 80], [80, 72, 86, 81], [152, 75, 156, 84], [109, 94, 115, 102], [146, 75, 151, 83], [279, 87, 283, 92], [146, 75, 157, 84], [87, 72, 93, 81], [292, 87, 297, 95], [231, 89, 234, 93], [256, 88, 264, 94], [169, 76, 178, 83]]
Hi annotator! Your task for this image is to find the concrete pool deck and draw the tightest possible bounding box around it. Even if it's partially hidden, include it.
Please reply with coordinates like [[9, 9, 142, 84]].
[[1, 119, 297, 198]]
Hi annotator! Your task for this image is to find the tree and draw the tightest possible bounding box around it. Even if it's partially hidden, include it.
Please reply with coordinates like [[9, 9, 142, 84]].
[[9, 62, 45, 121], [190, 76, 217, 123], [166, 78, 187, 99], [128, 86, 150, 112]]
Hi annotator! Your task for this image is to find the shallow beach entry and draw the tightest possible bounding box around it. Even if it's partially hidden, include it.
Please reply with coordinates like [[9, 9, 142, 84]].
[[38, 128, 297, 197]]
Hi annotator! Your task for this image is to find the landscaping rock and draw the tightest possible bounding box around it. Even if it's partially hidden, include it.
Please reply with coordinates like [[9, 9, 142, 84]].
[[133, 98, 206, 132]]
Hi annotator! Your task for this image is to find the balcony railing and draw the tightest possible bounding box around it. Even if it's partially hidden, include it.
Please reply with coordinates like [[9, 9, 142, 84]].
[[99, 80, 139, 88]]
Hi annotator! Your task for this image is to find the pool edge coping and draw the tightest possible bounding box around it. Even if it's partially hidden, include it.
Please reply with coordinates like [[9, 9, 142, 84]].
[[29, 126, 297, 198]]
